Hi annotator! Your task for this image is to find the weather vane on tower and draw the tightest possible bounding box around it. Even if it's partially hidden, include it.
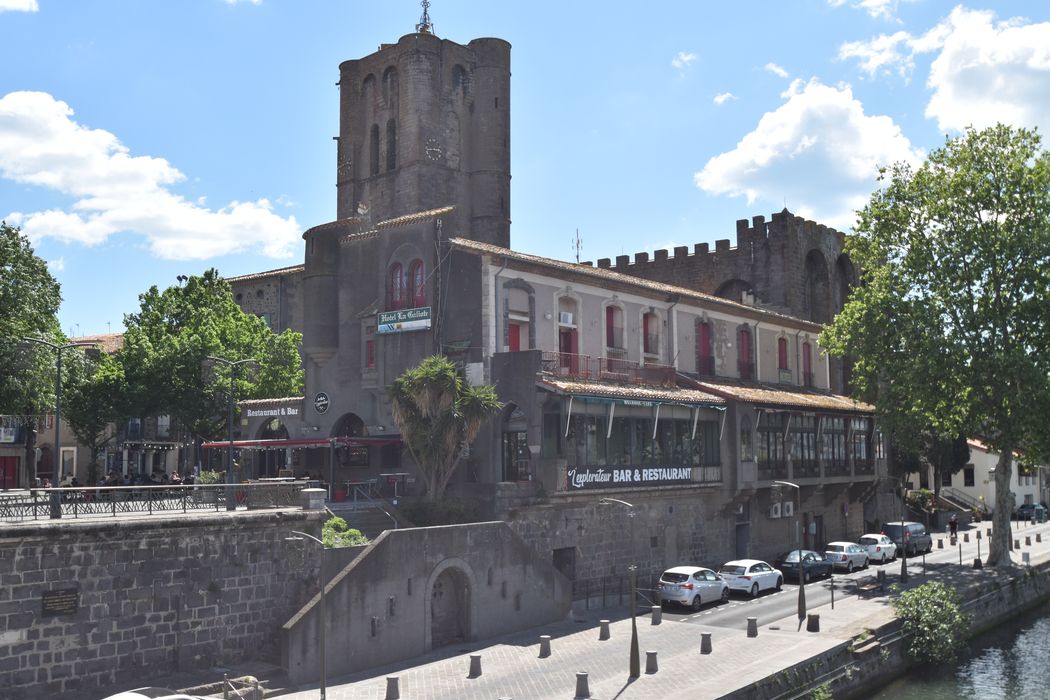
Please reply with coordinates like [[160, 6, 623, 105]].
[[416, 0, 433, 34]]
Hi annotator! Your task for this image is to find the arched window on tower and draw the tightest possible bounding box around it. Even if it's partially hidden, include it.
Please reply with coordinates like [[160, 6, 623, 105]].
[[387, 262, 406, 310], [386, 119, 397, 171], [409, 259, 425, 307], [370, 124, 380, 176]]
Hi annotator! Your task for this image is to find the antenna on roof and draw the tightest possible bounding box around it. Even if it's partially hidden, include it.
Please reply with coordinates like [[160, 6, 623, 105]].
[[416, 0, 433, 34], [573, 228, 582, 263]]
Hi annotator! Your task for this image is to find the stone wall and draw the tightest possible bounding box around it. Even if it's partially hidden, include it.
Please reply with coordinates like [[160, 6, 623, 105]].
[[0, 511, 325, 700]]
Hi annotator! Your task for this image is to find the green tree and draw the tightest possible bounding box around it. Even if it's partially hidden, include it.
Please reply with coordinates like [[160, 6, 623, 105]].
[[892, 580, 970, 664], [120, 269, 303, 451], [0, 222, 64, 485], [321, 516, 369, 547], [389, 355, 502, 502], [821, 125, 1050, 566], [63, 351, 128, 484]]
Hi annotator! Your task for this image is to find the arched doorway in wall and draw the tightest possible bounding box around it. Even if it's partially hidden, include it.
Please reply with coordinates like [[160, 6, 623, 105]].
[[714, 279, 754, 305], [430, 566, 471, 648], [256, 419, 290, 478]]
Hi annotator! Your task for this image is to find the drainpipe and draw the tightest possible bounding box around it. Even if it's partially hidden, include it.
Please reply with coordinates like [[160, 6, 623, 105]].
[[795, 329, 803, 386], [493, 256, 508, 355], [753, 321, 762, 381], [667, 294, 680, 367]]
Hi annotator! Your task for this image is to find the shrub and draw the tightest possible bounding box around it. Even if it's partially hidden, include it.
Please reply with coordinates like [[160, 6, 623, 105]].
[[196, 469, 223, 485], [321, 516, 369, 548], [906, 488, 936, 512], [891, 580, 970, 664]]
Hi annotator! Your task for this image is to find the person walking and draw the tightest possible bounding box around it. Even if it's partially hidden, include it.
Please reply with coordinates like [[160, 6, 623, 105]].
[[949, 512, 959, 538]]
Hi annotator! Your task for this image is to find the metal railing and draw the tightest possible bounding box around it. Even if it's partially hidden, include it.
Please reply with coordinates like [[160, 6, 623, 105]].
[[0, 482, 311, 522], [541, 351, 676, 386]]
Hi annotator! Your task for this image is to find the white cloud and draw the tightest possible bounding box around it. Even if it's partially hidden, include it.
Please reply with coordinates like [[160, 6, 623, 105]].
[[827, 0, 898, 21], [0, 91, 300, 261], [671, 52, 697, 70], [839, 7, 1050, 133], [225, 0, 262, 4], [48, 257, 64, 272], [0, 0, 38, 12], [694, 79, 923, 230], [764, 62, 789, 78], [713, 92, 737, 106]]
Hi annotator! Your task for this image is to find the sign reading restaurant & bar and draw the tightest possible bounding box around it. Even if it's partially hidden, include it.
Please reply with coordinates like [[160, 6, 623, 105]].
[[566, 466, 694, 490], [377, 306, 432, 334]]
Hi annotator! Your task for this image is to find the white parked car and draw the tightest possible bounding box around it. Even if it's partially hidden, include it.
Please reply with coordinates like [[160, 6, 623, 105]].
[[825, 542, 869, 572], [858, 533, 897, 563], [657, 565, 730, 610], [101, 688, 211, 700], [717, 559, 783, 597]]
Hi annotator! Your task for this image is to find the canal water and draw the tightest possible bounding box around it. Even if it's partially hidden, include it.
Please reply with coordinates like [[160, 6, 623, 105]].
[[865, 600, 1050, 699]]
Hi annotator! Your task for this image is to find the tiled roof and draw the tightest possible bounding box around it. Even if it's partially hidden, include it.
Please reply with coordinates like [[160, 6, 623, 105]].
[[226, 264, 304, 283], [239, 397, 304, 407], [686, 376, 874, 412], [342, 205, 456, 246], [72, 333, 124, 353], [539, 377, 725, 405], [448, 237, 821, 329]]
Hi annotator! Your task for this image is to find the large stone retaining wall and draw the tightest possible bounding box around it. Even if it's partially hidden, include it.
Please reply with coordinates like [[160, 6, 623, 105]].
[[0, 511, 326, 700], [282, 521, 572, 685]]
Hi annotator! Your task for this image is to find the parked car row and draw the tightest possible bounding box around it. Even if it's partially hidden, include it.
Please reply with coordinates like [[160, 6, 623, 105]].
[[657, 559, 785, 609]]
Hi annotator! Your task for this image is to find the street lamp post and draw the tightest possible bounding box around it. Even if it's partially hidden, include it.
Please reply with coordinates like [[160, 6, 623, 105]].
[[205, 356, 257, 511], [286, 530, 326, 700], [885, 475, 909, 583], [600, 497, 639, 679], [20, 337, 95, 514], [774, 481, 806, 624]]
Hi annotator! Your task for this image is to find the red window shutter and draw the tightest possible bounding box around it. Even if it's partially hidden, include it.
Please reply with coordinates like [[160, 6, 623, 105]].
[[778, 337, 788, 370], [365, 340, 375, 368], [738, 328, 751, 379], [803, 342, 812, 374], [606, 306, 614, 347], [508, 323, 521, 352]]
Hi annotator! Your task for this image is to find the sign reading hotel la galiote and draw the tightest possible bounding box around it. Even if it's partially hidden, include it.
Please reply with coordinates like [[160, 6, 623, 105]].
[[566, 466, 694, 490], [377, 306, 431, 334]]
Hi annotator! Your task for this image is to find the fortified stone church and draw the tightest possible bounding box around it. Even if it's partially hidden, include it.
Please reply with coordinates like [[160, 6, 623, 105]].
[[227, 11, 894, 584]]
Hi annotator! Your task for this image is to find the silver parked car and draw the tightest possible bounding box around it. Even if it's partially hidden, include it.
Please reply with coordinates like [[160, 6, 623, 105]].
[[825, 542, 869, 572], [657, 565, 730, 610]]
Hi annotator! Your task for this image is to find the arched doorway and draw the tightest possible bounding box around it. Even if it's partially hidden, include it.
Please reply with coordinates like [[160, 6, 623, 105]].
[[714, 278, 754, 305], [430, 566, 470, 648]]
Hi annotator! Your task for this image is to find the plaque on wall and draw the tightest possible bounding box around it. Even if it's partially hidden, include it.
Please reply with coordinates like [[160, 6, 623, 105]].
[[41, 588, 79, 617], [566, 465, 694, 490]]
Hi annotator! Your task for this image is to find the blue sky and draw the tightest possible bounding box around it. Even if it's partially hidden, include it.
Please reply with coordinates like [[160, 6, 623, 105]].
[[2, 0, 1049, 337]]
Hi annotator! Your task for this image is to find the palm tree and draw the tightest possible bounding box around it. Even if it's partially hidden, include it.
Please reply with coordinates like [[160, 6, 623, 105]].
[[389, 355, 502, 501]]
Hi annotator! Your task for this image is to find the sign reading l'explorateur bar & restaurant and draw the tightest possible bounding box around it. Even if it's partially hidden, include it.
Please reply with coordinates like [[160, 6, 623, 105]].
[[377, 306, 432, 334], [566, 466, 694, 490]]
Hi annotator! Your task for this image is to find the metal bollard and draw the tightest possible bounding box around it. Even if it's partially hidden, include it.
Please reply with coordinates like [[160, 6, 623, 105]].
[[700, 632, 712, 654], [1039, 534, 1043, 543], [877, 569, 886, 591], [468, 654, 482, 678], [385, 676, 400, 700], [747, 616, 758, 638], [1015, 539, 1021, 549], [1026, 536, 1032, 546], [645, 650, 658, 674], [938, 538, 944, 549], [1024, 552, 1031, 566], [807, 613, 820, 632], [973, 558, 983, 570], [977, 531, 982, 540], [599, 619, 610, 640], [987, 528, 992, 537], [964, 533, 970, 543], [575, 671, 591, 699], [651, 605, 662, 625], [539, 635, 551, 658]]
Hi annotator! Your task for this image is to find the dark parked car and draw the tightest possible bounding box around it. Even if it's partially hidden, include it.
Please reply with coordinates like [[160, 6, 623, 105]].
[[774, 549, 833, 583], [1014, 503, 1039, 520], [882, 521, 932, 556]]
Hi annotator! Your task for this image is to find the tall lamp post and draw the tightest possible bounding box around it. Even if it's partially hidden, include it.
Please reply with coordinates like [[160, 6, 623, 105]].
[[600, 497, 639, 679], [20, 337, 95, 513], [885, 475, 909, 583], [286, 530, 326, 700], [774, 480, 806, 624], [205, 356, 257, 511]]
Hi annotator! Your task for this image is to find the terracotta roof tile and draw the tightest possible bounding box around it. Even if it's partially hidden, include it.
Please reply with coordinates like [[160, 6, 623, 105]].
[[449, 237, 821, 328], [239, 397, 304, 407], [226, 264, 304, 283], [686, 376, 874, 412], [539, 377, 725, 405], [71, 333, 124, 353], [341, 205, 455, 246]]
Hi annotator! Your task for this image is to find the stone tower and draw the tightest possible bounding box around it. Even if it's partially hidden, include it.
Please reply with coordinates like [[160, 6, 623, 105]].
[[335, 31, 511, 248]]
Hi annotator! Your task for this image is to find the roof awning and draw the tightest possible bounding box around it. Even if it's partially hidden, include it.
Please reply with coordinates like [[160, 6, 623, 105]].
[[201, 436, 401, 450], [538, 377, 725, 408]]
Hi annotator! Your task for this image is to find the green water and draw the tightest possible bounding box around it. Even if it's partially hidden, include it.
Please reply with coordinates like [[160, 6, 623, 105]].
[[865, 600, 1050, 699]]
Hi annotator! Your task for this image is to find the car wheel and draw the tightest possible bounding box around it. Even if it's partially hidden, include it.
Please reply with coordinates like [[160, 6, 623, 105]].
[[720, 587, 730, 604], [775, 576, 783, 591], [863, 558, 869, 569], [846, 561, 854, 574], [691, 594, 703, 612], [750, 582, 760, 597]]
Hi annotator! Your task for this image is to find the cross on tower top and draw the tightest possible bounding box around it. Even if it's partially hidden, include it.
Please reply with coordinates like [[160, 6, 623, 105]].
[[416, 0, 433, 34]]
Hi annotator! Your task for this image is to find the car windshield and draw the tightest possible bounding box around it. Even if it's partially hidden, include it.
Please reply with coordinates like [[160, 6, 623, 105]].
[[827, 545, 844, 552], [720, 565, 745, 575], [661, 572, 689, 583], [859, 537, 877, 545], [780, 552, 800, 562]]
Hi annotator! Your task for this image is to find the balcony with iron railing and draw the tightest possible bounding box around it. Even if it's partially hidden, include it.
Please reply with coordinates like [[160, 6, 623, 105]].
[[540, 351, 676, 387]]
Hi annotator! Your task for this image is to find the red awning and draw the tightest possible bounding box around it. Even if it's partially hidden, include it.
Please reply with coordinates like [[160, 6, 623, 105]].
[[200, 436, 401, 450]]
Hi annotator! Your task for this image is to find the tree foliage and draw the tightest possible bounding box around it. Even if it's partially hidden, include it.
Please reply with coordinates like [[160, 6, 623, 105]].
[[821, 125, 1050, 566], [321, 516, 369, 547], [119, 269, 303, 442], [892, 580, 971, 664], [389, 355, 503, 501], [63, 352, 128, 483], [0, 222, 65, 484]]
